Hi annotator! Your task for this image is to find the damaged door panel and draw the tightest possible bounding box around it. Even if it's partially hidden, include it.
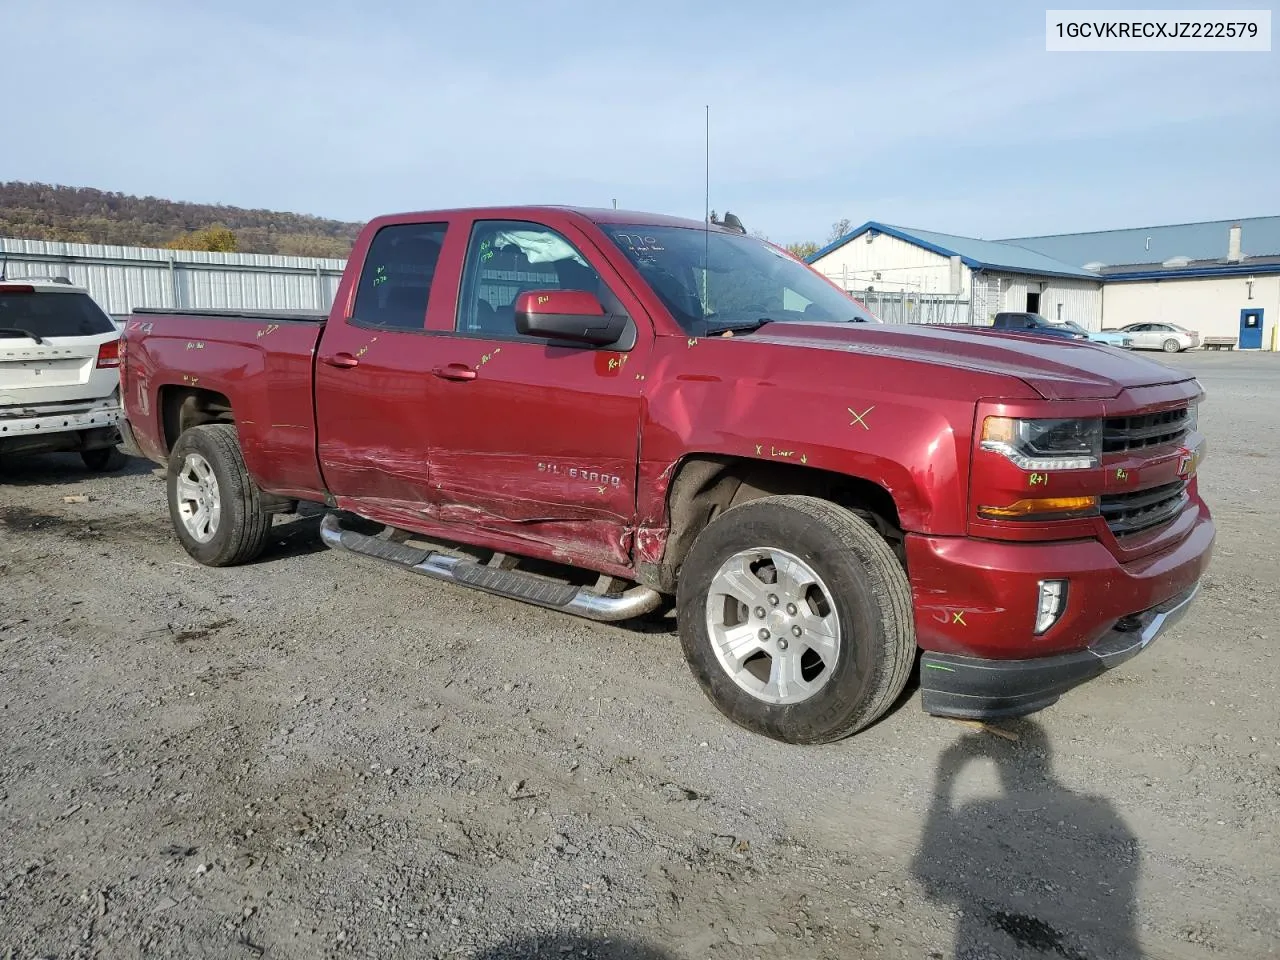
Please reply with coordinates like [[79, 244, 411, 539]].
[[418, 215, 653, 568], [314, 220, 453, 514]]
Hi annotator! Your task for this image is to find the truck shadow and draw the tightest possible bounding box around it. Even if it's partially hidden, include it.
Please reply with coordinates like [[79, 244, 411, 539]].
[[0, 450, 155, 486], [252, 502, 331, 563], [912, 720, 1142, 960], [470, 934, 674, 959]]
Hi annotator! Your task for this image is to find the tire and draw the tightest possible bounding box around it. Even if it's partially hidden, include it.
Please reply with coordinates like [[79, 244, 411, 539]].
[[166, 423, 272, 567], [81, 446, 127, 472], [1163, 338, 1182, 353], [676, 495, 915, 745]]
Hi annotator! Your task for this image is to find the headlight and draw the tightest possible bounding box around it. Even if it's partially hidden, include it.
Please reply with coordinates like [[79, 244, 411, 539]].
[[1185, 399, 1199, 434], [981, 417, 1102, 470]]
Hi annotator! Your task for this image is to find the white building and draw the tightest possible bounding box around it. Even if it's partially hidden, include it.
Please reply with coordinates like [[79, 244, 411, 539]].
[[807, 216, 1280, 349], [807, 222, 1104, 328], [1004, 217, 1279, 350]]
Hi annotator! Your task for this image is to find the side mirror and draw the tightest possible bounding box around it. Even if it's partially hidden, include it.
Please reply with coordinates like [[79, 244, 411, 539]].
[[513, 289, 628, 347]]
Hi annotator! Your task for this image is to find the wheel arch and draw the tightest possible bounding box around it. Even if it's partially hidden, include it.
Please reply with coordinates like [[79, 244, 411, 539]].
[[159, 385, 234, 455], [638, 453, 906, 594]]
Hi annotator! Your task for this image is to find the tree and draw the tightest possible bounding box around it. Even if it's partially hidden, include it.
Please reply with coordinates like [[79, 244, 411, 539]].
[[168, 225, 239, 253], [827, 218, 852, 244], [786, 240, 820, 260]]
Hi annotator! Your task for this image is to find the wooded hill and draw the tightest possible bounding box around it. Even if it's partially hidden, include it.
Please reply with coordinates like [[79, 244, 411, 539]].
[[0, 182, 362, 257]]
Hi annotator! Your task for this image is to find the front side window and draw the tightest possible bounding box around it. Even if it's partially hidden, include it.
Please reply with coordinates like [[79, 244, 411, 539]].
[[351, 223, 447, 331], [605, 225, 876, 334], [456, 220, 604, 338]]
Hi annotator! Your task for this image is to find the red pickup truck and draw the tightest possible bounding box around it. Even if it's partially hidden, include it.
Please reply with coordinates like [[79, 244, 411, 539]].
[[119, 206, 1214, 744]]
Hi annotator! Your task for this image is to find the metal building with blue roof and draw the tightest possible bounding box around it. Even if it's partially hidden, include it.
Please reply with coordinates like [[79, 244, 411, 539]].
[[807, 217, 1279, 349]]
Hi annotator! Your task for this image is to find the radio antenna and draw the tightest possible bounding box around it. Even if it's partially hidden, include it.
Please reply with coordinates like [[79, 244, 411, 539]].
[[702, 104, 710, 330]]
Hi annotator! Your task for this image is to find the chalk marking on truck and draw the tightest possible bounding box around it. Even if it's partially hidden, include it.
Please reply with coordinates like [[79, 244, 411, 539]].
[[1029, 473, 1048, 487], [687, 338, 698, 348], [952, 611, 966, 626], [1115, 468, 1129, 481], [848, 405, 875, 429], [185, 341, 205, 350], [256, 323, 281, 339], [355, 337, 378, 359], [478, 347, 502, 367]]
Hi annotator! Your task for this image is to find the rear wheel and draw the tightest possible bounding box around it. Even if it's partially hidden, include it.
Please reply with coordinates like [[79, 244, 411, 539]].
[[81, 446, 127, 472], [167, 424, 272, 566], [676, 495, 915, 744], [1163, 338, 1182, 353]]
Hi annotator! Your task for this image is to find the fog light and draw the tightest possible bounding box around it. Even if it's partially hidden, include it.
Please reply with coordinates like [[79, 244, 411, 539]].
[[1035, 579, 1068, 635]]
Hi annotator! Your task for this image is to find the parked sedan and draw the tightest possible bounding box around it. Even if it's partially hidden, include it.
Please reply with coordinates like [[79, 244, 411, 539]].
[[1113, 322, 1201, 353], [1054, 320, 1133, 349]]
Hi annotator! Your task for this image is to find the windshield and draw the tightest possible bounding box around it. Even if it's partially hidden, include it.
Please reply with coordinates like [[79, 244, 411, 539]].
[[0, 290, 115, 338], [1057, 320, 1086, 333], [604, 224, 877, 333]]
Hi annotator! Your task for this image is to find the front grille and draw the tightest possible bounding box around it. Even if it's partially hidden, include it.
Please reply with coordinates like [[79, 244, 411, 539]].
[[1101, 479, 1188, 536], [1103, 406, 1188, 454]]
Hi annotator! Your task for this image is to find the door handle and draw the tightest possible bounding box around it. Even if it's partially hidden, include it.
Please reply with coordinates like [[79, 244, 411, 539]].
[[321, 353, 359, 369], [432, 364, 477, 382]]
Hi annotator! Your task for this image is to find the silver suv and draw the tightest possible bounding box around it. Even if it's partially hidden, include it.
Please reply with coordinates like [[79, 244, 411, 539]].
[[0, 276, 126, 470]]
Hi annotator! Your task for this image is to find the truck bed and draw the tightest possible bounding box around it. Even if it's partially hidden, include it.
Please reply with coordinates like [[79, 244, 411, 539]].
[[123, 310, 328, 501]]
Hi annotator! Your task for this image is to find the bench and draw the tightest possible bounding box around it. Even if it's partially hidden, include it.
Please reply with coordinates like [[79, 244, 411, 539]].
[[1202, 337, 1237, 351]]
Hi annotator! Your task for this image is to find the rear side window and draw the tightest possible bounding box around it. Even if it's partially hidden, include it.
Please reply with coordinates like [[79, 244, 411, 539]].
[[0, 291, 115, 338], [351, 223, 448, 331]]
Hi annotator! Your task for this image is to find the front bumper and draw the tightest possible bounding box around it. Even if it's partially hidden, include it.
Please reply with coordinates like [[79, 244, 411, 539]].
[[908, 500, 1214, 719], [0, 403, 123, 455], [919, 584, 1200, 719]]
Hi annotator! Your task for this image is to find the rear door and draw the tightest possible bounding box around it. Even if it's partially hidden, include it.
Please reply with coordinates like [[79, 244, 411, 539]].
[[420, 215, 653, 570], [0, 287, 120, 410], [314, 220, 455, 516], [1121, 324, 1147, 348]]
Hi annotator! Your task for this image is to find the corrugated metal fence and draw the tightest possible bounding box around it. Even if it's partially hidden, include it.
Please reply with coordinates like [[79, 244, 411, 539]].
[[0, 236, 346, 318], [849, 289, 972, 325]]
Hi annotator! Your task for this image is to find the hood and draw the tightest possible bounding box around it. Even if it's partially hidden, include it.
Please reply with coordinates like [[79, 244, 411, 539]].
[[748, 322, 1192, 401]]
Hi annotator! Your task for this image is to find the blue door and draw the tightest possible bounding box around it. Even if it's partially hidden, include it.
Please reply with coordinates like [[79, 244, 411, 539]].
[[1240, 308, 1263, 350]]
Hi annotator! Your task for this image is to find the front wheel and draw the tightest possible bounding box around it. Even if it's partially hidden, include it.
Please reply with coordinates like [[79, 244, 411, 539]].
[[166, 423, 272, 566], [1163, 338, 1182, 353], [81, 446, 127, 472], [676, 495, 915, 744]]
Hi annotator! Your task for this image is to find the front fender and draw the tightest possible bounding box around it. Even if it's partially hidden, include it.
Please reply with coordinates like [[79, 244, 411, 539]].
[[635, 336, 986, 536]]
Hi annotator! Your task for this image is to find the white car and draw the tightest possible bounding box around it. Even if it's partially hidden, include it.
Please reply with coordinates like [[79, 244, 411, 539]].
[[1112, 322, 1201, 353], [0, 277, 127, 470]]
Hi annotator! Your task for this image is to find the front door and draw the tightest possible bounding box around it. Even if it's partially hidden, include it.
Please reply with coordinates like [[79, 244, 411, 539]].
[[314, 220, 451, 515], [422, 216, 652, 571], [1240, 308, 1263, 350]]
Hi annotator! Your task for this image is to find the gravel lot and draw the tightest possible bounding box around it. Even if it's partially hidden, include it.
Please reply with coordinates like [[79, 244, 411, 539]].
[[1, 350, 1277, 960]]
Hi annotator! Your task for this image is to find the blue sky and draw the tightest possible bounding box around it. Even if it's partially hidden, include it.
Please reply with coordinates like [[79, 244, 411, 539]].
[[2, 0, 1276, 243]]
